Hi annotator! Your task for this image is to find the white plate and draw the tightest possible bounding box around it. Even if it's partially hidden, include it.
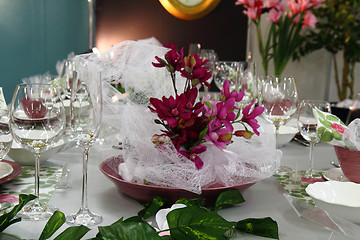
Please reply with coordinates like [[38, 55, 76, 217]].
[[0, 162, 13, 179], [323, 168, 348, 182]]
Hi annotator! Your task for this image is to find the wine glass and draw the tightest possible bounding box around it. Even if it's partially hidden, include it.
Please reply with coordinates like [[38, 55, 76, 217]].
[[0, 109, 13, 210], [9, 83, 65, 220], [297, 100, 331, 178], [260, 76, 298, 147], [213, 61, 239, 92], [65, 62, 103, 226], [199, 49, 218, 95], [238, 61, 258, 107]]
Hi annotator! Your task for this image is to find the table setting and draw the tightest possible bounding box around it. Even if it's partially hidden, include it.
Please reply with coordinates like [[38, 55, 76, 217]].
[[0, 35, 358, 240]]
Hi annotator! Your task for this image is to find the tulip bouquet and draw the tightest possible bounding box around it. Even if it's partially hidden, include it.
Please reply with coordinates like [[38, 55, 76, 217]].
[[149, 45, 264, 170], [235, 0, 323, 76]]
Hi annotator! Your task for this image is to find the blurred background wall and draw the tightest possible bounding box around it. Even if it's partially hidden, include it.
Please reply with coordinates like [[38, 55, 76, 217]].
[[0, 0, 89, 103]]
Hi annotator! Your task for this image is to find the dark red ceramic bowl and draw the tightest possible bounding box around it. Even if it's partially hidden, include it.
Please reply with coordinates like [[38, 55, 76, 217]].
[[99, 156, 256, 205], [334, 145, 360, 183]]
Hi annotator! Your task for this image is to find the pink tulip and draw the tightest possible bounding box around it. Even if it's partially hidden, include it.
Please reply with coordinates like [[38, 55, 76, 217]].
[[264, 0, 280, 8], [302, 10, 317, 28], [268, 9, 283, 23]]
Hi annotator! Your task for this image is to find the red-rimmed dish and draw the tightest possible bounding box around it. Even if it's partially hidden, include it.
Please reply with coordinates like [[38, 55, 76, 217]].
[[0, 160, 22, 184], [100, 156, 256, 205]]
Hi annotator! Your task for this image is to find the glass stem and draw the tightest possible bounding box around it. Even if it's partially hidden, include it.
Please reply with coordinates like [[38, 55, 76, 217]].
[[308, 142, 314, 177], [80, 148, 90, 210], [34, 152, 41, 205], [275, 125, 280, 149]]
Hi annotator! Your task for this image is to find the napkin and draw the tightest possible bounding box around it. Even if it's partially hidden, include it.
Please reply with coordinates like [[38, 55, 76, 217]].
[[314, 108, 360, 150]]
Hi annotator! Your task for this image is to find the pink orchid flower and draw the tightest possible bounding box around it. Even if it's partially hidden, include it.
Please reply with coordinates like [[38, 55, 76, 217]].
[[220, 80, 244, 102], [205, 123, 233, 150], [241, 101, 264, 136], [179, 145, 206, 169]]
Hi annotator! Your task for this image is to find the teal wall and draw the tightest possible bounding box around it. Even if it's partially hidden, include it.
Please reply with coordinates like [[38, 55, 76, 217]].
[[0, 0, 90, 104]]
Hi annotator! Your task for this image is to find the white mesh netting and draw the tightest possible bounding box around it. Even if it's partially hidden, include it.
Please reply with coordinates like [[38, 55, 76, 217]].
[[78, 38, 282, 194]]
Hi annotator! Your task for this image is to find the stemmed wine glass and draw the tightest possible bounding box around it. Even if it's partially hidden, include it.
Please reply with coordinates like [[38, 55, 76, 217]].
[[297, 100, 331, 178], [0, 109, 13, 210], [260, 76, 298, 146], [238, 61, 258, 107], [213, 61, 239, 92], [65, 62, 103, 226], [9, 83, 65, 220]]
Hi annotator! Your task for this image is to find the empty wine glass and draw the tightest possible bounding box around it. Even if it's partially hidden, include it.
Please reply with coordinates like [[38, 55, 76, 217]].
[[238, 61, 258, 107], [0, 109, 13, 210], [9, 83, 65, 220], [65, 61, 103, 226], [297, 100, 331, 178], [260, 76, 298, 145], [213, 61, 239, 92]]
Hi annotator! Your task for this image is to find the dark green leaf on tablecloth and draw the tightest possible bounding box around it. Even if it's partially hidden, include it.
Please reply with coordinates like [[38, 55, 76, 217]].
[[0, 194, 36, 232], [97, 217, 162, 240], [215, 190, 245, 211], [167, 206, 235, 240], [138, 196, 168, 219], [175, 198, 205, 208], [54, 225, 90, 240], [236, 217, 279, 239], [39, 211, 65, 240]]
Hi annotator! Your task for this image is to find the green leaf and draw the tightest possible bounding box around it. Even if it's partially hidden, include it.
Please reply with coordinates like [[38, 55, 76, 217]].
[[39, 211, 65, 240], [175, 198, 205, 208], [98, 217, 161, 240], [167, 206, 235, 240], [326, 115, 340, 122], [138, 196, 168, 219], [54, 226, 90, 240], [318, 126, 326, 135], [319, 118, 332, 129], [320, 130, 334, 142], [236, 217, 279, 239], [215, 190, 245, 211], [333, 131, 343, 140], [204, 101, 213, 110], [316, 109, 325, 120], [0, 194, 37, 232]]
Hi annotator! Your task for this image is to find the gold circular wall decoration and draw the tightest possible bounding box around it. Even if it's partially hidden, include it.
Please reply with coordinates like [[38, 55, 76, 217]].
[[159, 0, 221, 20]]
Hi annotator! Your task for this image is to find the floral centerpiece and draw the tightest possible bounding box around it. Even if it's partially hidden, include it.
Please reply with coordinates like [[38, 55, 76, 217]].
[[235, 0, 323, 76], [149, 45, 264, 169], [77, 39, 281, 195]]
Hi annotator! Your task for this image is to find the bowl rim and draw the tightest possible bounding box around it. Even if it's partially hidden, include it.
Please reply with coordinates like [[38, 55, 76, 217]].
[[306, 181, 360, 208]]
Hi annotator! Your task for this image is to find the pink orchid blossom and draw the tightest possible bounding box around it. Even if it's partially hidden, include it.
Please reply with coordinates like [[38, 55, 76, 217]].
[[179, 145, 206, 169], [220, 80, 244, 102], [240, 101, 264, 135], [302, 10, 317, 28], [205, 123, 233, 150]]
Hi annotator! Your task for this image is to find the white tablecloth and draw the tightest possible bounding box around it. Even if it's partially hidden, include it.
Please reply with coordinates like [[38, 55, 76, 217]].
[[3, 141, 352, 240]]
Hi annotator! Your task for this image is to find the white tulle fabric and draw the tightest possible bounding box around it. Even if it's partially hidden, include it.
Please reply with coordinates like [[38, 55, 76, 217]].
[[77, 38, 282, 194]]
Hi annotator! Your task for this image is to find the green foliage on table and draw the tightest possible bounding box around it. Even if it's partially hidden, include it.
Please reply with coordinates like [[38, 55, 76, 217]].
[[0, 194, 36, 233], [297, 0, 360, 101], [1, 191, 279, 239]]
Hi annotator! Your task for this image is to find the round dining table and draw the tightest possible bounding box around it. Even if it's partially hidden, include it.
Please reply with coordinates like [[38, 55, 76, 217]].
[[2, 140, 353, 240]]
